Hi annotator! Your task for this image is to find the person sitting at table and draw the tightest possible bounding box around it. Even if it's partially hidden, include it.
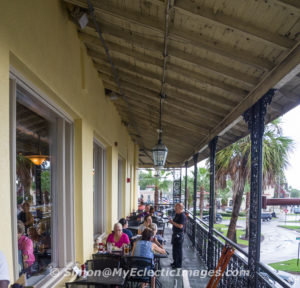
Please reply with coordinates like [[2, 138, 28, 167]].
[[132, 228, 166, 288], [137, 204, 150, 221], [18, 202, 34, 233], [148, 223, 164, 249], [138, 215, 152, 235], [17, 221, 35, 270], [149, 206, 156, 217], [0, 250, 10, 288], [106, 223, 130, 249], [138, 201, 145, 212], [36, 222, 51, 254], [119, 218, 133, 240]]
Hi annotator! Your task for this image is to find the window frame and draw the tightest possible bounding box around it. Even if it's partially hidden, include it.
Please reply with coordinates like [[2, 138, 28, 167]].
[[93, 139, 106, 238], [10, 69, 75, 285]]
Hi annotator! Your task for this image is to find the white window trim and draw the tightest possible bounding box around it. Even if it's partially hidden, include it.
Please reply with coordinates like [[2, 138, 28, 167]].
[[93, 138, 106, 238], [10, 69, 75, 285]]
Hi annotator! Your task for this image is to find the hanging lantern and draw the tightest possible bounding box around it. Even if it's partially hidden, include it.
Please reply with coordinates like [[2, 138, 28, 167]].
[[152, 138, 168, 169]]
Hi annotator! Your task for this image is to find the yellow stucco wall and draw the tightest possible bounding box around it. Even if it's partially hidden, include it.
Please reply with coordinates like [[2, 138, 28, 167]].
[[0, 0, 138, 281]]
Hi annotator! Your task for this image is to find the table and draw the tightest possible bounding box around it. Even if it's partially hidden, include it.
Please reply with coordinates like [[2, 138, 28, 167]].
[[66, 275, 126, 287], [128, 226, 164, 232], [154, 252, 168, 270]]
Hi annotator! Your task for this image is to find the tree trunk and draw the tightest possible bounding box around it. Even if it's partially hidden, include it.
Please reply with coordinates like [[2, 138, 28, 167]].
[[245, 191, 250, 239], [227, 178, 246, 243], [199, 186, 204, 218]]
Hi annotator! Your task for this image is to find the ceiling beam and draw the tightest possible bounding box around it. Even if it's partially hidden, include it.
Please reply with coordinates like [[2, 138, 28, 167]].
[[81, 30, 255, 93], [107, 88, 220, 127], [92, 51, 244, 103], [188, 41, 300, 162], [65, 0, 274, 70], [121, 98, 213, 131], [174, 0, 294, 49], [103, 79, 224, 123], [81, 26, 258, 88], [94, 57, 240, 107], [115, 100, 211, 134], [116, 103, 209, 136], [275, 0, 300, 10], [99, 71, 230, 116]]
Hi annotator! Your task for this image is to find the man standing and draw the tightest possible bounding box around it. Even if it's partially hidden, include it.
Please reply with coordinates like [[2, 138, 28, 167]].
[[169, 203, 186, 268]]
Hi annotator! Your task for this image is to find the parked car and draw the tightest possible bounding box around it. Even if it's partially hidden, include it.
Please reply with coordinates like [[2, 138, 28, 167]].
[[261, 212, 272, 221], [225, 207, 233, 213], [202, 214, 223, 223], [294, 207, 300, 214], [260, 267, 295, 287]]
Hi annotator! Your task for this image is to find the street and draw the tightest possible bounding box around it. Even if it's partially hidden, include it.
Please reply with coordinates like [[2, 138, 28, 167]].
[[223, 214, 300, 286]]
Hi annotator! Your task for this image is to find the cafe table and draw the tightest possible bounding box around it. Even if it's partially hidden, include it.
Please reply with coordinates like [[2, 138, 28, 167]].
[[154, 252, 168, 270], [128, 226, 164, 232], [65, 274, 126, 287]]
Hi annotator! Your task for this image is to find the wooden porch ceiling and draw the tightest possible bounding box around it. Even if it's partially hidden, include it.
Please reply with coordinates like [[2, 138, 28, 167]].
[[63, 0, 300, 167]]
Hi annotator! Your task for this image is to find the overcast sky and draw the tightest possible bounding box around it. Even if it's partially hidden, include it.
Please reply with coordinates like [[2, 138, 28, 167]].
[[281, 104, 300, 190], [185, 105, 300, 190]]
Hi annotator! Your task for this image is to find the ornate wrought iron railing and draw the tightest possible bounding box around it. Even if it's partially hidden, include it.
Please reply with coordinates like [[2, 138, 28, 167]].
[[185, 211, 291, 288]]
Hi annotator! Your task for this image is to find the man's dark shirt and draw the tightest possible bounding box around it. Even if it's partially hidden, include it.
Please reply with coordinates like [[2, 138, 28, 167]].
[[172, 212, 186, 234], [18, 212, 26, 224], [123, 228, 133, 240], [138, 211, 149, 219]]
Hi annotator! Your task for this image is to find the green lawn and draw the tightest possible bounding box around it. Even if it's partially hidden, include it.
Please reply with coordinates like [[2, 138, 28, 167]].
[[269, 259, 300, 273], [222, 216, 246, 220], [278, 225, 300, 232], [214, 224, 248, 246]]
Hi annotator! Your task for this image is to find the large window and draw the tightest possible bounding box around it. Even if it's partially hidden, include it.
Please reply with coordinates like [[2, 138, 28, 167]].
[[93, 141, 106, 237], [118, 158, 123, 219], [10, 73, 74, 285]]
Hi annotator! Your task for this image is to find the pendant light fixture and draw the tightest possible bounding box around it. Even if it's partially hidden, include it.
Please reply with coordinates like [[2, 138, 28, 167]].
[[25, 135, 47, 166], [152, 94, 168, 169]]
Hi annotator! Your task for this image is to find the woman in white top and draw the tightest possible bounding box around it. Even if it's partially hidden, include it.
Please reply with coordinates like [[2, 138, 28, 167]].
[[138, 215, 152, 235], [0, 251, 9, 288]]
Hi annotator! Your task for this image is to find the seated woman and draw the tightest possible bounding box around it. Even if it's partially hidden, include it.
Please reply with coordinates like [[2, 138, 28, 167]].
[[149, 206, 158, 217], [106, 223, 130, 249], [119, 218, 133, 240], [17, 221, 35, 270], [36, 222, 51, 253], [148, 223, 164, 248], [138, 215, 152, 235], [132, 228, 166, 288], [17, 202, 34, 233]]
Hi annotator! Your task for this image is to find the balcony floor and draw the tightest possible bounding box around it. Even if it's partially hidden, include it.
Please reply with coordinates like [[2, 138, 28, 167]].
[[159, 225, 209, 287]]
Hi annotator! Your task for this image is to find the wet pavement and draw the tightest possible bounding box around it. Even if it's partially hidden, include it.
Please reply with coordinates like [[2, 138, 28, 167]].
[[224, 214, 300, 286], [158, 225, 209, 288]]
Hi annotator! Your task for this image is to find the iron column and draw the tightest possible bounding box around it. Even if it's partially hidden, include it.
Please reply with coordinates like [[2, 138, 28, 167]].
[[185, 161, 188, 211], [208, 136, 218, 270], [192, 153, 198, 246], [243, 89, 274, 287]]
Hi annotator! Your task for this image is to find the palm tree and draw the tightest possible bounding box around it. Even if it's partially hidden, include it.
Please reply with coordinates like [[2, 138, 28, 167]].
[[215, 119, 293, 243], [138, 169, 172, 207], [197, 167, 210, 218]]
